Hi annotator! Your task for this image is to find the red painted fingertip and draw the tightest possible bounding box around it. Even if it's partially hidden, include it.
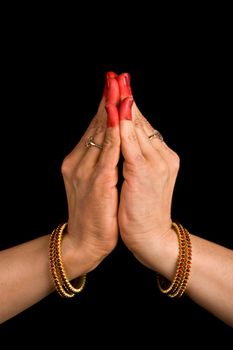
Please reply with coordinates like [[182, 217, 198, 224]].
[[104, 72, 118, 97], [118, 73, 132, 100], [105, 104, 119, 127], [105, 78, 120, 106], [106, 71, 118, 79], [123, 72, 131, 86], [119, 97, 134, 121]]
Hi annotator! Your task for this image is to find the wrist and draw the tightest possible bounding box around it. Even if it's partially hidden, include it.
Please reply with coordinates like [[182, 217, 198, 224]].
[[154, 227, 179, 279], [61, 233, 106, 280], [129, 227, 178, 280]]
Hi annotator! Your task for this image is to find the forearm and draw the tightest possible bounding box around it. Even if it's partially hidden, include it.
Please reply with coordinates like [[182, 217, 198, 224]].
[[0, 234, 90, 323], [150, 230, 233, 327]]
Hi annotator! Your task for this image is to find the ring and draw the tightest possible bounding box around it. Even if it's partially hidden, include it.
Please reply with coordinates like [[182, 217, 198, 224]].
[[148, 130, 164, 142], [85, 136, 103, 150]]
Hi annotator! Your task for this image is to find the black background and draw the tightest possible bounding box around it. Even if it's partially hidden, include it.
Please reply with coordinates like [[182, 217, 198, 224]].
[[0, 56, 232, 342]]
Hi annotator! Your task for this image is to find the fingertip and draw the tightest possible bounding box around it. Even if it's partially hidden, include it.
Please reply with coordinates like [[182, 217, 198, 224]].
[[105, 78, 120, 106], [103, 72, 118, 97], [118, 72, 131, 84], [106, 71, 118, 79], [119, 97, 134, 121], [118, 73, 132, 100]]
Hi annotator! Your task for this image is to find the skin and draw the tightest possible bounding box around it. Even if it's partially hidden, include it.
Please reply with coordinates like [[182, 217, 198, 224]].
[[117, 73, 233, 327], [0, 74, 121, 323], [0, 72, 233, 327]]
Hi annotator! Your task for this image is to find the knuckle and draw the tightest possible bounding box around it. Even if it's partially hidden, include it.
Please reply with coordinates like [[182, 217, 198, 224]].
[[122, 130, 137, 144], [128, 132, 138, 143], [134, 117, 143, 128], [103, 133, 114, 147], [95, 124, 105, 136], [103, 133, 120, 148], [61, 156, 72, 178], [170, 152, 180, 173], [91, 116, 105, 135]]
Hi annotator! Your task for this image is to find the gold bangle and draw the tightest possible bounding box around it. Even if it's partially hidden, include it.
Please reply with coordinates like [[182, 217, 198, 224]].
[[170, 226, 192, 298], [55, 223, 86, 294], [157, 222, 192, 298], [49, 223, 86, 298], [49, 228, 74, 298]]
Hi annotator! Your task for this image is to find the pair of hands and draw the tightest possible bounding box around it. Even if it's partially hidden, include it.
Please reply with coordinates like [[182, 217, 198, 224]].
[[62, 72, 180, 274]]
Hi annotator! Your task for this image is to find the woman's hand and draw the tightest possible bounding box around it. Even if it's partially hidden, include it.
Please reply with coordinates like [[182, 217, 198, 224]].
[[117, 73, 180, 269], [61, 73, 120, 273]]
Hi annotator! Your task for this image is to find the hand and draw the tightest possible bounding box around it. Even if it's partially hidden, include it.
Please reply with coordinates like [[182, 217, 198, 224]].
[[61, 73, 120, 273], [117, 73, 180, 269]]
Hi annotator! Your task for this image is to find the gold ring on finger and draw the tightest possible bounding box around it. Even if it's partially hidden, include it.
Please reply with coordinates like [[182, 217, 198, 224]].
[[148, 130, 164, 142], [85, 136, 103, 150]]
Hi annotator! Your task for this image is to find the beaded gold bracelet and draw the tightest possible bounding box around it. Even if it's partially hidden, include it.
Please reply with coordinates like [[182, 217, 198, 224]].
[[157, 222, 192, 298], [49, 223, 86, 298]]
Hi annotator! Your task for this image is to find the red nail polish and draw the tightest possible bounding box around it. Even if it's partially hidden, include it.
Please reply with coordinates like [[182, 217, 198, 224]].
[[123, 73, 131, 86], [106, 104, 119, 127], [118, 73, 132, 100], [119, 97, 134, 121]]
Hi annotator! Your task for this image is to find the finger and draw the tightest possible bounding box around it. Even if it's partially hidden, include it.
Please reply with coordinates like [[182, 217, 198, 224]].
[[134, 121, 180, 187], [131, 102, 172, 155], [118, 73, 163, 161], [103, 72, 120, 106], [132, 102, 151, 125], [99, 72, 119, 116], [133, 122, 162, 160], [133, 112, 178, 169], [118, 73, 146, 125], [119, 97, 165, 165], [141, 118, 174, 158], [119, 97, 144, 164], [118, 73, 132, 101], [63, 113, 103, 168], [123, 109, 165, 169], [98, 104, 120, 169], [117, 74, 174, 165], [82, 78, 119, 167], [105, 77, 120, 106], [64, 76, 114, 167], [106, 71, 118, 79]]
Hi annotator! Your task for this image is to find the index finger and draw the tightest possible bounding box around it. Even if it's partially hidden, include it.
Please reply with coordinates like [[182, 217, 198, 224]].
[[119, 97, 144, 164]]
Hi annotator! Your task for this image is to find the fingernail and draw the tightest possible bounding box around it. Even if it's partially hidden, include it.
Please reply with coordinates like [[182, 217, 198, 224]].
[[123, 73, 131, 86], [105, 104, 119, 127], [118, 73, 132, 100], [119, 97, 134, 121]]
